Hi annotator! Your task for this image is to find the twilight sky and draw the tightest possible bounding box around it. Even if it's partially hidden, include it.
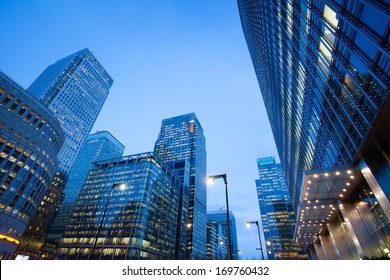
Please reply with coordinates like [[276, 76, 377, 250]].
[[0, 0, 279, 260]]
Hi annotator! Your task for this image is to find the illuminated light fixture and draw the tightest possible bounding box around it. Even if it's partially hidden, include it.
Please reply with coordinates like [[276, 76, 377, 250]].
[[314, 174, 318, 178], [346, 182, 350, 186], [305, 193, 309, 196], [347, 170, 352, 174], [335, 171, 340, 175], [343, 189, 347, 192], [350, 175, 355, 179], [308, 181, 312, 184], [321, 205, 325, 208], [339, 194, 344, 197], [0, 234, 20, 245], [324, 173, 329, 177], [316, 200, 319, 203], [384, 248, 389, 254], [308, 200, 311, 203], [314, 206, 317, 209]]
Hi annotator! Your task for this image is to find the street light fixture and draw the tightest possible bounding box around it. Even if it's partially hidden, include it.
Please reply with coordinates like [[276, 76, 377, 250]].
[[207, 173, 233, 260], [89, 182, 126, 259], [246, 220, 264, 260]]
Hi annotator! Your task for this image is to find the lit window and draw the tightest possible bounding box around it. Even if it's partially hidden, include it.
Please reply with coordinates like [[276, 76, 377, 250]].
[[324, 5, 338, 28]]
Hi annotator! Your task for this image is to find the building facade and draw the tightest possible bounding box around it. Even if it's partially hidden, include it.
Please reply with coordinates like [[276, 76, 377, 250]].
[[238, 0, 390, 259], [154, 113, 207, 259], [27, 48, 113, 176], [0, 71, 64, 259], [206, 220, 227, 260], [256, 157, 306, 259], [42, 131, 124, 254], [57, 152, 181, 260], [207, 210, 239, 260]]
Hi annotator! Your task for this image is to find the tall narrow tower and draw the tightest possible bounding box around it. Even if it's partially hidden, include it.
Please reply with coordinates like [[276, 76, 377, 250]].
[[28, 48, 113, 176], [154, 113, 207, 259]]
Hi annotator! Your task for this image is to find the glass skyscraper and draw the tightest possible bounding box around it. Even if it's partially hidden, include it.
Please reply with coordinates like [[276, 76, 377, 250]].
[[44, 131, 124, 253], [28, 48, 113, 175], [154, 113, 207, 259], [57, 152, 181, 260], [256, 156, 306, 260], [238, 1, 390, 259], [207, 210, 239, 260]]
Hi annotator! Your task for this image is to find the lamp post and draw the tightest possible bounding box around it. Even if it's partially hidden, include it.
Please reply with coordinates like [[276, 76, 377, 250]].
[[246, 220, 264, 260], [207, 173, 233, 260], [89, 182, 126, 259]]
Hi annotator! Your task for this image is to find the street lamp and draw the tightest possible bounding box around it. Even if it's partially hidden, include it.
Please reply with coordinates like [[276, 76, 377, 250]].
[[246, 220, 264, 260], [207, 173, 233, 260], [89, 182, 126, 259]]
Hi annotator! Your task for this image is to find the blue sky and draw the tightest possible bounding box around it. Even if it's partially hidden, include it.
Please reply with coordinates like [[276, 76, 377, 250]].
[[0, 0, 279, 260]]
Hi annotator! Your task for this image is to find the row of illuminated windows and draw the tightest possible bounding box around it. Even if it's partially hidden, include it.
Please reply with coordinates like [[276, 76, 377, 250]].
[[0, 89, 63, 149], [0, 121, 57, 168]]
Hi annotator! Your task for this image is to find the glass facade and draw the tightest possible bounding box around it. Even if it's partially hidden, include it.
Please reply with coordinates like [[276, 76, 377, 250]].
[[44, 131, 124, 250], [207, 210, 239, 260], [238, 0, 390, 259], [256, 157, 306, 259], [0, 71, 64, 259], [206, 219, 227, 260], [238, 0, 390, 213], [154, 113, 207, 259], [57, 152, 181, 260], [28, 48, 113, 175]]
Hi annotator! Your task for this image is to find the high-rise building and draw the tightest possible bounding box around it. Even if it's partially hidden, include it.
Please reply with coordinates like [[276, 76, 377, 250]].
[[56, 152, 181, 260], [238, 1, 390, 259], [165, 159, 191, 260], [154, 113, 207, 259], [42, 131, 124, 254], [207, 210, 239, 260], [28, 48, 113, 176], [206, 219, 227, 260], [256, 156, 306, 260], [0, 71, 64, 259]]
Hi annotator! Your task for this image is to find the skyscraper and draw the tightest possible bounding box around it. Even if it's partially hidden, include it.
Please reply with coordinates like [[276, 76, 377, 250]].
[[28, 48, 113, 176], [0, 71, 64, 259], [154, 113, 207, 259], [207, 210, 239, 260], [255, 156, 306, 260], [238, 1, 390, 259], [57, 152, 181, 260], [43, 131, 124, 253]]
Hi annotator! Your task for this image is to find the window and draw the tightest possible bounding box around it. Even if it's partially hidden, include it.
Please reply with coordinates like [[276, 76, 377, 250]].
[[324, 5, 339, 28]]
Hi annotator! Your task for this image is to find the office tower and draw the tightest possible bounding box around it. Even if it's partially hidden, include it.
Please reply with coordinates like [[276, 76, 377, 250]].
[[206, 220, 227, 260], [165, 159, 191, 260], [56, 152, 181, 260], [28, 48, 113, 176], [0, 71, 64, 259], [256, 156, 306, 260], [154, 113, 207, 259], [41, 131, 124, 255], [238, 1, 390, 259], [207, 210, 239, 260]]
